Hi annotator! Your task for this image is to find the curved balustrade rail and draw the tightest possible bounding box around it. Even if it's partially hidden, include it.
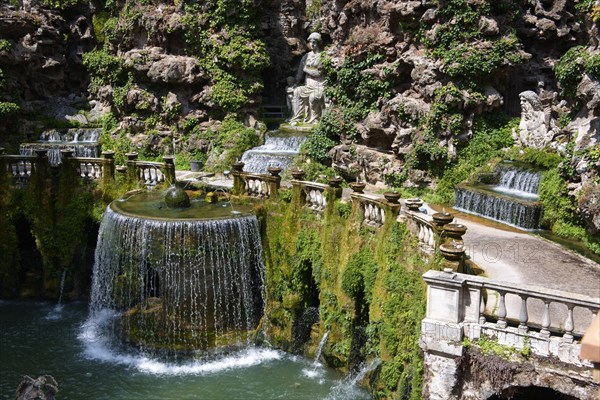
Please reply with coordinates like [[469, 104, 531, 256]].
[[350, 193, 391, 228], [405, 211, 437, 252], [242, 173, 274, 197], [422, 270, 600, 349]]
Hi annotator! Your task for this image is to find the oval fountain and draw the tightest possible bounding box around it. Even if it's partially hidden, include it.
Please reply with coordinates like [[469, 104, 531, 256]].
[[86, 187, 265, 356]]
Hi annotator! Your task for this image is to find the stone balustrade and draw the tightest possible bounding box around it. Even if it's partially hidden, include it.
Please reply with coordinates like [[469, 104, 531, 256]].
[[405, 211, 437, 252], [301, 181, 328, 211], [351, 192, 400, 228], [125, 153, 176, 187], [1, 154, 38, 186], [75, 158, 104, 180], [421, 269, 600, 362], [1, 149, 176, 188], [243, 173, 275, 197], [230, 162, 281, 198]]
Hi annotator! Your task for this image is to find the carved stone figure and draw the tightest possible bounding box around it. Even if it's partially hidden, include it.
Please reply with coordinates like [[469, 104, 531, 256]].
[[15, 375, 58, 400], [512, 90, 556, 149], [289, 32, 326, 125]]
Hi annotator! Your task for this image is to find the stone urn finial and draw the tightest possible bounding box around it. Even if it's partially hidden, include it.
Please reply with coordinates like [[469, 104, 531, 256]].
[[232, 161, 245, 172]]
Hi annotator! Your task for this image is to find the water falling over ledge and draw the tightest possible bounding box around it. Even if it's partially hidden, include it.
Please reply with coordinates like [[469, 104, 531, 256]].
[[88, 193, 265, 357], [454, 162, 545, 230]]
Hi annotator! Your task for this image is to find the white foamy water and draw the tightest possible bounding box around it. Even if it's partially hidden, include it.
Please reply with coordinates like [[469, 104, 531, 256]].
[[79, 312, 282, 376]]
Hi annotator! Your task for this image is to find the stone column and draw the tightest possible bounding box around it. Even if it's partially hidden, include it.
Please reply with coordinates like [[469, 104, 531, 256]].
[[267, 166, 282, 198], [231, 161, 245, 196], [421, 269, 467, 400], [125, 152, 139, 186], [163, 155, 176, 185], [101, 151, 115, 184]]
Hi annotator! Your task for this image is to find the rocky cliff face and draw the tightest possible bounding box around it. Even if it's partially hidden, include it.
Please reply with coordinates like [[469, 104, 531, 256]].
[[0, 0, 598, 230]]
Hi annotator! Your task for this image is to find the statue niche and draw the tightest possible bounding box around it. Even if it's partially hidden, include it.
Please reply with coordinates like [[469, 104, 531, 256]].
[[288, 32, 326, 126]]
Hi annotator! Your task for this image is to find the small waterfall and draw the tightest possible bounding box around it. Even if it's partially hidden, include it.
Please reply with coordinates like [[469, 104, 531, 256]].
[[20, 128, 101, 166], [241, 131, 307, 174], [325, 359, 381, 400], [87, 206, 266, 356], [455, 187, 542, 230], [494, 164, 541, 197], [45, 270, 66, 320], [454, 162, 544, 230], [314, 331, 329, 364]]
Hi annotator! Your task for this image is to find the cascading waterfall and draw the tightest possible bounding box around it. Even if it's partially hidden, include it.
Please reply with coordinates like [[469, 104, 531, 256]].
[[494, 164, 541, 198], [454, 163, 543, 230], [20, 128, 101, 166], [241, 131, 307, 173], [87, 202, 265, 356]]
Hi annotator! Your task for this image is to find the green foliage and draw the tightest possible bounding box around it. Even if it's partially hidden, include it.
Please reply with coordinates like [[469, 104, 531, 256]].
[[262, 194, 431, 398], [41, 0, 82, 10], [302, 128, 337, 164], [422, 0, 523, 85], [180, 3, 268, 112], [554, 46, 600, 98], [342, 247, 378, 304], [91, 11, 112, 46], [441, 35, 522, 83], [208, 114, 259, 172], [82, 49, 125, 91], [0, 39, 11, 53], [306, 0, 322, 20], [0, 102, 20, 117], [432, 116, 516, 204], [325, 54, 395, 125], [335, 201, 352, 219], [504, 147, 562, 169]]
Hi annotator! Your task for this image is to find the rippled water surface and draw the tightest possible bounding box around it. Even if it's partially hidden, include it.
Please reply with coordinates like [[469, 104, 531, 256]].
[[0, 302, 370, 400]]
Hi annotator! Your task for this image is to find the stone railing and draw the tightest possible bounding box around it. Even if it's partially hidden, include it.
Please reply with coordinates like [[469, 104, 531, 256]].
[[350, 192, 401, 228], [300, 181, 329, 211], [406, 211, 437, 251], [1, 154, 39, 186], [421, 269, 600, 362], [243, 173, 276, 197], [75, 157, 104, 180], [231, 162, 281, 198], [125, 153, 176, 187]]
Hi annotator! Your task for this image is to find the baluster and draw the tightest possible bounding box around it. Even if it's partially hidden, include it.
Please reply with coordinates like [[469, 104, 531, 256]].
[[479, 291, 486, 324], [497, 291, 507, 328], [418, 224, 425, 243], [261, 180, 268, 196], [428, 227, 436, 247], [518, 295, 528, 332], [563, 304, 574, 342], [540, 300, 551, 338]]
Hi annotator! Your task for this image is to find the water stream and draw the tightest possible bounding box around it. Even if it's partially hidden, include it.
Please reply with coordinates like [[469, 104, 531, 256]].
[[20, 128, 101, 166], [241, 131, 307, 174], [455, 163, 544, 230]]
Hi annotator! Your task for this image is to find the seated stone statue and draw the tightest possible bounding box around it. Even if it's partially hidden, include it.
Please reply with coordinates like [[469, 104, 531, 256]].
[[512, 90, 556, 149], [289, 32, 326, 125]]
